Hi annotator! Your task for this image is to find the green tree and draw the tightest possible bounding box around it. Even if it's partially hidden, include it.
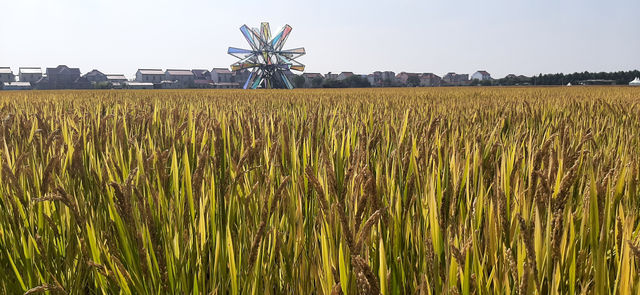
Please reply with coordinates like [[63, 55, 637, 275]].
[[311, 77, 324, 88], [382, 78, 393, 87], [293, 75, 306, 88], [322, 79, 346, 88], [344, 76, 371, 88]]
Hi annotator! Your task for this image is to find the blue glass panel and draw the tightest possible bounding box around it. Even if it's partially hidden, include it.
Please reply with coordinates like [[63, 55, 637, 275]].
[[240, 25, 258, 51], [228, 47, 253, 54], [243, 72, 254, 89]]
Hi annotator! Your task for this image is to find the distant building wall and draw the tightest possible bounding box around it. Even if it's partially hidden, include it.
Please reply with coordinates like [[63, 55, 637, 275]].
[[211, 68, 233, 83], [19, 68, 42, 83], [46, 65, 81, 89], [0, 68, 15, 83], [136, 69, 164, 83]]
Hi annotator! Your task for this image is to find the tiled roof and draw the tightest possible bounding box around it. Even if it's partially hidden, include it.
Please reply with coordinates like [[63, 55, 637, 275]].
[[166, 69, 194, 76], [138, 69, 164, 75], [84, 70, 105, 76], [47, 65, 81, 75], [303, 73, 323, 78], [106, 75, 127, 80], [212, 68, 232, 74], [19, 67, 41, 74]]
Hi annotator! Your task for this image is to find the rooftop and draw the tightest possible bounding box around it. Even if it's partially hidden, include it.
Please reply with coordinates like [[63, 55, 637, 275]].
[[47, 65, 81, 75], [106, 75, 127, 80], [166, 69, 194, 76], [19, 67, 42, 74], [137, 69, 164, 75], [125, 82, 154, 86], [84, 70, 105, 76], [212, 68, 232, 74], [303, 73, 323, 78]]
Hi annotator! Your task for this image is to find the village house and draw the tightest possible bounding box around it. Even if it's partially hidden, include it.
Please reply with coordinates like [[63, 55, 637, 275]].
[[191, 70, 213, 89], [367, 71, 396, 87], [106, 75, 127, 88], [106, 75, 127, 84], [74, 76, 93, 89], [302, 73, 323, 88], [46, 65, 82, 89], [135, 69, 164, 83], [442, 72, 470, 85], [0, 67, 15, 83], [336, 72, 354, 81], [83, 70, 107, 83], [420, 73, 442, 87], [395, 72, 420, 85], [324, 72, 338, 80], [471, 70, 492, 81], [19, 67, 42, 83], [192, 69, 211, 80], [33, 77, 50, 90], [211, 68, 233, 83], [165, 69, 195, 88]]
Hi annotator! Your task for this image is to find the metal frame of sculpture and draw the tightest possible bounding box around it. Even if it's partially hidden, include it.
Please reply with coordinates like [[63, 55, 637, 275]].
[[228, 22, 306, 89]]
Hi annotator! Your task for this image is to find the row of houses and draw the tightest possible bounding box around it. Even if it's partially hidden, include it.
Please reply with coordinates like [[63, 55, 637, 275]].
[[2, 65, 495, 90], [133, 68, 249, 89], [0, 66, 253, 90], [297, 70, 492, 88]]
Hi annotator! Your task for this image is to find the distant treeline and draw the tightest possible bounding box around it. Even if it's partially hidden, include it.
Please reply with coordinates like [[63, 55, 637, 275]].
[[497, 70, 640, 86]]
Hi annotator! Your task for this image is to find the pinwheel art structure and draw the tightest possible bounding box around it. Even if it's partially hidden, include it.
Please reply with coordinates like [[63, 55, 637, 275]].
[[228, 22, 306, 89]]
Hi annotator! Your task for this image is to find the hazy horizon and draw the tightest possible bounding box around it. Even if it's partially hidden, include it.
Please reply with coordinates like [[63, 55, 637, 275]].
[[2, 0, 639, 79]]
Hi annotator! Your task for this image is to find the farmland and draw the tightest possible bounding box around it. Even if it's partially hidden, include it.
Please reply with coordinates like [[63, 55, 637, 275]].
[[1, 87, 640, 294]]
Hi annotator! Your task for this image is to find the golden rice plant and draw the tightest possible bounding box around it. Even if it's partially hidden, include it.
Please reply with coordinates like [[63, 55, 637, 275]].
[[0, 87, 639, 294]]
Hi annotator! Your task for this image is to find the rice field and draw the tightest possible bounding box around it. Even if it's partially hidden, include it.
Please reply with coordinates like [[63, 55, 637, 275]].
[[1, 87, 640, 294]]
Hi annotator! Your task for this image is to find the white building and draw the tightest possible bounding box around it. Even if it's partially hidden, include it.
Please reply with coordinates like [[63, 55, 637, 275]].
[[125, 82, 154, 89], [19, 67, 42, 83], [630, 77, 640, 86], [0, 67, 15, 83], [135, 69, 164, 83], [3, 82, 32, 90], [471, 70, 492, 81]]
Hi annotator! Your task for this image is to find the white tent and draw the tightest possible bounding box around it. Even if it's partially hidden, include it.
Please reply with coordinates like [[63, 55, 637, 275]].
[[630, 77, 640, 86]]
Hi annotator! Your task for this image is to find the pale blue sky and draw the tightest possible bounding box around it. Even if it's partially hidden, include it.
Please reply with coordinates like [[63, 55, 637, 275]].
[[1, 0, 639, 78]]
